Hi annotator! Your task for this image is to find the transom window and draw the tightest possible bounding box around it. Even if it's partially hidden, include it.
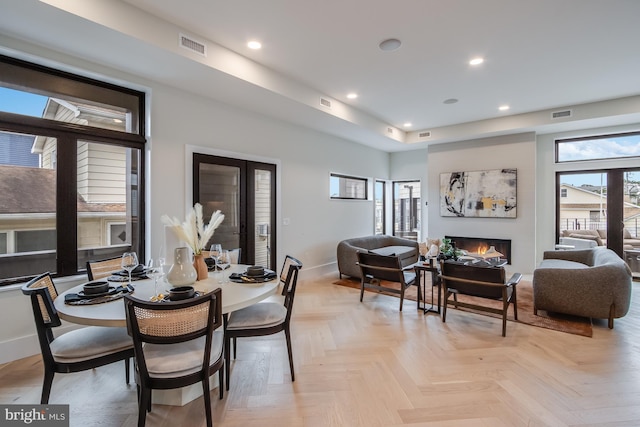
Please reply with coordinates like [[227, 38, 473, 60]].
[[556, 131, 640, 163]]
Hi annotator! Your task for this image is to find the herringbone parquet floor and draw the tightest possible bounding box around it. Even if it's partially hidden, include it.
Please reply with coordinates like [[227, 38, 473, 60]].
[[2, 274, 640, 426]]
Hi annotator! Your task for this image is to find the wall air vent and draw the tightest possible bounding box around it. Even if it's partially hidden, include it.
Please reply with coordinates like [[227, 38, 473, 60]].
[[551, 109, 572, 119], [179, 33, 207, 56], [320, 98, 331, 108], [419, 131, 431, 138]]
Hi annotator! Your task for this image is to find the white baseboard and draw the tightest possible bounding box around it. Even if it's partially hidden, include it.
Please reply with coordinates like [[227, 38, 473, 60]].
[[0, 324, 83, 365]]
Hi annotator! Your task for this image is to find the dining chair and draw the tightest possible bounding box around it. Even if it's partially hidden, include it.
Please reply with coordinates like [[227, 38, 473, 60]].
[[356, 251, 418, 311], [86, 256, 123, 280], [439, 260, 522, 337], [22, 272, 134, 404], [224, 255, 302, 391], [124, 288, 224, 427]]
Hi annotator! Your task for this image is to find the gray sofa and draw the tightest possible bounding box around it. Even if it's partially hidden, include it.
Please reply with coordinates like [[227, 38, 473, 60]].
[[337, 235, 419, 279], [532, 248, 632, 328], [560, 229, 640, 250]]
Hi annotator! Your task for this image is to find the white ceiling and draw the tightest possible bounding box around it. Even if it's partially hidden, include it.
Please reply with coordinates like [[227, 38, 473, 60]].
[[2, 0, 640, 151]]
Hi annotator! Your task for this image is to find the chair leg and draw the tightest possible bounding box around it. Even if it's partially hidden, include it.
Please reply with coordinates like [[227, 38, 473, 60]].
[[442, 291, 448, 323], [138, 386, 151, 427], [40, 368, 55, 404], [609, 304, 615, 329], [202, 376, 213, 427], [284, 326, 295, 382], [225, 335, 231, 391], [219, 367, 224, 400], [125, 357, 130, 384], [399, 286, 404, 311], [512, 287, 518, 321], [502, 299, 508, 337], [359, 279, 366, 302], [233, 337, 237, 359]]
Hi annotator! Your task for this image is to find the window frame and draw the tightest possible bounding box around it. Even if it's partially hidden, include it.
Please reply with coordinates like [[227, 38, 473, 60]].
[[0, 54, 146, 285], [556, 131, 640, 163], [329, 173, 369, 200]]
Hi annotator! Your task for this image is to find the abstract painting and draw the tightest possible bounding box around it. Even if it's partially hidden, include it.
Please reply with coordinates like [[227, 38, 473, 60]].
[[440, 169, 517, 218]]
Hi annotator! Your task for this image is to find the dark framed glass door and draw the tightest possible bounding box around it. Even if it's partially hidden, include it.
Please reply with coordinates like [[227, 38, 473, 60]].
[[193, 154, 276, 269]]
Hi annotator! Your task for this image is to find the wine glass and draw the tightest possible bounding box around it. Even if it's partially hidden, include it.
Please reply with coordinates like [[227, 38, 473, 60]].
[[147, 259, 163, 301], [217, 250, 230, 283], [209, 243, 222, 274], [121, 252, 138, 287]]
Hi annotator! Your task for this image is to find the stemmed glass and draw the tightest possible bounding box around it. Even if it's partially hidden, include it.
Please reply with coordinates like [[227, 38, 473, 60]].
[[217, 250, 230, 283], [209, 244, 222, 275], [147, 258, 164, 301], [121, 252, 139, 288]]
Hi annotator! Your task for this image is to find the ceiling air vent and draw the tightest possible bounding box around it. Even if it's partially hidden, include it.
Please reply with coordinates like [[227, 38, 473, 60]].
[[551, 109, 572, 119], [419, 131, 431, 138], [320, 98, 331, 108], [179, 33, 207, 56], [387, 127, 394, 134]]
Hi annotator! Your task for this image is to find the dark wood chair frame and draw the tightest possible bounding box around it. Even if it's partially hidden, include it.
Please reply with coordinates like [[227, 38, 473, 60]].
[[224, 255, 302, 391], [439, 260, 522, 337], [124, 288, 224, 427], [22, 272, 133, 404], [356, 251, 420, 311]]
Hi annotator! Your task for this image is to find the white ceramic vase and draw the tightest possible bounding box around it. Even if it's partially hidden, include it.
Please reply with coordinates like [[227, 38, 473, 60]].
[[166, 247, 197, 287]]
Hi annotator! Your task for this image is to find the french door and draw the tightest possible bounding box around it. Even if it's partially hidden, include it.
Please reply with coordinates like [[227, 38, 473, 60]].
[[193, 154, 276, 270]]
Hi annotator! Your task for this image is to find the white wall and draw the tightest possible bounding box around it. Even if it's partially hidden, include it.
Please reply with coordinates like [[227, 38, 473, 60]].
[[426, 133, 537, 275]]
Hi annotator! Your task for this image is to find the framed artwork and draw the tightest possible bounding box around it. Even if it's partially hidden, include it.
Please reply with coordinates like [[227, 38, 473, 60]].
[[440, 169, 517, 218]]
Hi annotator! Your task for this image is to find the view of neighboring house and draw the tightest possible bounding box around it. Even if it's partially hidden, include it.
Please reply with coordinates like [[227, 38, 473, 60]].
[[559, 183, 640, 236], [0, 97, 129, 267]]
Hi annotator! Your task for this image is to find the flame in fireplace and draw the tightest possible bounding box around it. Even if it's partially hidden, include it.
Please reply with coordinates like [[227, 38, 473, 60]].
[[475, 243, 489, 254]]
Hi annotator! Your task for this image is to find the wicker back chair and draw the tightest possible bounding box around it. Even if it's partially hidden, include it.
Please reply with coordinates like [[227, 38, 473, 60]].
[[22, 272, 133, 404], [86, 256, 123, 280], [124, 288, 224, 427]]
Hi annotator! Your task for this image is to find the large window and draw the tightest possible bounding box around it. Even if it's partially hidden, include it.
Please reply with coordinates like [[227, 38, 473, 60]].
[[0, 55, 145, 285], [374, 180, 386, 235]]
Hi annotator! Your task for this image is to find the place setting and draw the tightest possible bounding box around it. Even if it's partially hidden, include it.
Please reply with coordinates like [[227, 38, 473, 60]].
[[229, 265, 277, 284], [64, 280, 133, 305]]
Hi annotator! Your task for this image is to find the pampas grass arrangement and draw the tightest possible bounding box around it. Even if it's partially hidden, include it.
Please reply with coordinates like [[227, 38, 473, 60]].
[[161, 203, 225, 255]]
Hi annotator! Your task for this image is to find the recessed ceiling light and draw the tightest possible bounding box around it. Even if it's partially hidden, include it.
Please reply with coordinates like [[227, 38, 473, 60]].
[[499, 105, 510, 111], [403, 122, 412, 128], [247, 40, 262, 50], [113, 118, 122, 123], [443, 98, 459, 104], [469, 57, 484, 66], [379, 38, 402, 51], [347, 93, 358, 99]]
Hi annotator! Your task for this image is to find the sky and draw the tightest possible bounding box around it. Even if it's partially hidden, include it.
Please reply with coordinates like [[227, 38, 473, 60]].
[[0, 87, 47, 117]]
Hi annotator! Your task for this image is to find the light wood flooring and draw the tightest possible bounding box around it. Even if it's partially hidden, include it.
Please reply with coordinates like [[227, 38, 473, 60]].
[[2, 274, 640, 426]]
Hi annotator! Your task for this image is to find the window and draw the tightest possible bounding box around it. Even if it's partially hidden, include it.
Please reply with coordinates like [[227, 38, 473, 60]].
[[374, 180, 386, 234], [393, 180, 421, 241], [560, 188, 567, 197], [556, 131, 640, 163], [0, 55, 145, 285], [330, 173, 368, 200]]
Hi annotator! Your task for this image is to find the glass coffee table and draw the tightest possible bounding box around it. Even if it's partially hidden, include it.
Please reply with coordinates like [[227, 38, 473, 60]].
[[624, 249, 640, 280]]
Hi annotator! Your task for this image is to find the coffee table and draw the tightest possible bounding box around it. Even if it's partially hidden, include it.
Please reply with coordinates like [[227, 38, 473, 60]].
[[624, 249, 640, 280]]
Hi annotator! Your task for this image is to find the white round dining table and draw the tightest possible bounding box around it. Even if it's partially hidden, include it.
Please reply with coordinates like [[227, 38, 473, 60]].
[[54, 264, 280, 327]]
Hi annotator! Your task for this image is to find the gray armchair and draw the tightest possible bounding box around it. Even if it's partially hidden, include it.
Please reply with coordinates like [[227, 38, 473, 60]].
[[532, 248, 632, 328]]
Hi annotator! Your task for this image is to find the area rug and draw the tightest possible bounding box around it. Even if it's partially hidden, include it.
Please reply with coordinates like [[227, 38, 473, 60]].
[[333, 277, 593, 337]]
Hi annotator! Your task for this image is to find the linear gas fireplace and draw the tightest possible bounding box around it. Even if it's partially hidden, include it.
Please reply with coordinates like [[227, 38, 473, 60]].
[[445, 236, 512, 264]]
